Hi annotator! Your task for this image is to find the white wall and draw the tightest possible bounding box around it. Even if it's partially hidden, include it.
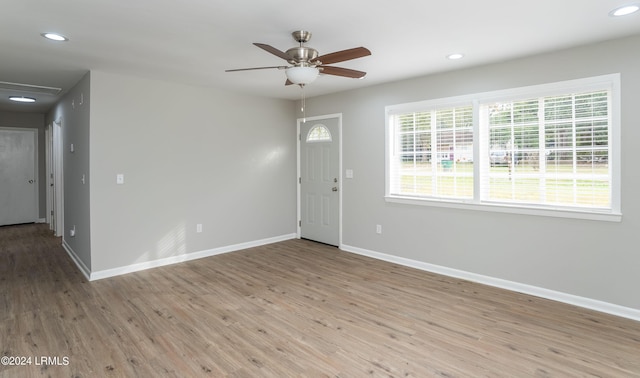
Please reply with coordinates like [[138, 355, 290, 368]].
[[88, 71, 297, 272], [302, 34, 640, 312]]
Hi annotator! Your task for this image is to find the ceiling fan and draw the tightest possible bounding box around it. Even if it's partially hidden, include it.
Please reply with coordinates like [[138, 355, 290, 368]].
[[225, 30, 371, 86]]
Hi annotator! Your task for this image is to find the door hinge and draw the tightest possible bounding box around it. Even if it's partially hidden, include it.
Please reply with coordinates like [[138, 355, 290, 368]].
[[299, 177, 301, 184], [299, 220, 301, 227]]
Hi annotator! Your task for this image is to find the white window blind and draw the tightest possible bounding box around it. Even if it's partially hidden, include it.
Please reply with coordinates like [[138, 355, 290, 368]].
[[481, 90, 610, 209], [389, 105, 473, 200], [386, 74, 620, 220]]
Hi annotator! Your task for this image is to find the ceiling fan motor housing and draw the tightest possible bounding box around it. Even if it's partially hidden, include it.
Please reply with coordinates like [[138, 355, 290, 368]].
[[286, 47, 319, 66]]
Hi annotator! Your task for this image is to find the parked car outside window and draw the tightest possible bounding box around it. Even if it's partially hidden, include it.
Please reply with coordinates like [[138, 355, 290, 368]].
[[490, 150, 508, 166]]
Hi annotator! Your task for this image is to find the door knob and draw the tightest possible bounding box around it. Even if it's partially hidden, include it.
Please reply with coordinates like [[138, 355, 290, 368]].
[[332, 187, 338, 192], [28, 180, 34, 184]]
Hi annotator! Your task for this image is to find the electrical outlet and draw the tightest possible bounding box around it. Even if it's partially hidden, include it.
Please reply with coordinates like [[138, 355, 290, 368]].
[[376, 224, 382, 234]]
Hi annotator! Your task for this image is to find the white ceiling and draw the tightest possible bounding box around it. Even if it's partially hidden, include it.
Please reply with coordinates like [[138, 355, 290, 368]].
[[1, 0, 639, 113]]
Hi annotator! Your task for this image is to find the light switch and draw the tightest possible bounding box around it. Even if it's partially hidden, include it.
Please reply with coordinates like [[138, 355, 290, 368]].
[[346, 169, 354, 179], [116, 174, 124, 184]]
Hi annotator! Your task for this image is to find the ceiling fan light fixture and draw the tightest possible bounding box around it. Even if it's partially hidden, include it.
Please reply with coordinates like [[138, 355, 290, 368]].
[[285, 66, 319, 85], [447, 53, 465, 60]]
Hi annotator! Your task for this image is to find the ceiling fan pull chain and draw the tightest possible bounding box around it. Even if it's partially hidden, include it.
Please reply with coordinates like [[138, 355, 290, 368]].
[[300, 84, 306, 123]]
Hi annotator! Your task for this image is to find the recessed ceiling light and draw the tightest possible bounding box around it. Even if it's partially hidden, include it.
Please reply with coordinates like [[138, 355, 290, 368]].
[[41, 32, 68, 41], [447, 53, 464, 60], [609, 4, 640, 16], [9, 96, 36, 103]]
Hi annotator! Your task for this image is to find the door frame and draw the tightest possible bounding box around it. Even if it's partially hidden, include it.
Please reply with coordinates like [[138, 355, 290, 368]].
[[296, 113, 342, 247], [46, 123, 53, 228], [51, 118, 64, 237], [44, 124, 53, 230]]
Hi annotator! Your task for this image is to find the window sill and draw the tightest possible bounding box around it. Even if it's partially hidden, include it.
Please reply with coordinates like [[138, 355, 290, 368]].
[[384, 195, 622, 222]]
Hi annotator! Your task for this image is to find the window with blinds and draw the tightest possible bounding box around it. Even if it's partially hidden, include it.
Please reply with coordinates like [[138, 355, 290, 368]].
[[482, 91, 610, 208], [389, 105, 473, 199], [386, 74, 620, 220]]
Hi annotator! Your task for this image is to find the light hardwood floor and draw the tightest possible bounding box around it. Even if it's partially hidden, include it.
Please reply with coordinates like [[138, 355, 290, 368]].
[[1, 223, 639, 377]]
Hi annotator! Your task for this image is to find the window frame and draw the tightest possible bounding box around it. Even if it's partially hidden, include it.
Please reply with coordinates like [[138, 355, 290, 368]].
[[385, 74, 621, 222], [306, 124, 333, 143]]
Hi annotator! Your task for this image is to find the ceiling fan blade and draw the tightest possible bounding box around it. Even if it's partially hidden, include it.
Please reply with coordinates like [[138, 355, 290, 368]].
[[253, 43, 291, 61], [315, 47, 371, 65], [285, 79, 294, 86], [319, 66, 367, 79], [225, 66, 287, 72]]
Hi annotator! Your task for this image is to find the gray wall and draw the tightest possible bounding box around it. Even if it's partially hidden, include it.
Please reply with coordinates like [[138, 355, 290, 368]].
[[48, 72, 92, 269], [0, 111, 46, 219], [301, 34, 640, 310], [88, 71, 297, 272]]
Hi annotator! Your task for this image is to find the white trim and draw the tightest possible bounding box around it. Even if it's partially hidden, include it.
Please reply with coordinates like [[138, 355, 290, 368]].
[[88, 233, 297, 281], [341, 244, 640, 322], [296, 113, 343, 246], [385, 195, 622, 222], [53, 118, 64, 237], [386, 74, 619, 113], [610, 73, 622, 213], [45, 124, 52, 228], [62, 239, 91, 281]]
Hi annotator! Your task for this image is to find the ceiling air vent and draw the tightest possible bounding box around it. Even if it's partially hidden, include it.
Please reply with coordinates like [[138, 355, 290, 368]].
[[0, 81, 62, 96]]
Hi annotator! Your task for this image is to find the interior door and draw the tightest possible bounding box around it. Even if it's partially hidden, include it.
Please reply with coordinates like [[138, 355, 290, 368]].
[[300, 116, 340, 246], [0, 128, 38, 226]]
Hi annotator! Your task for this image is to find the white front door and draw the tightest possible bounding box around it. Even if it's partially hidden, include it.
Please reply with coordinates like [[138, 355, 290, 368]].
[[0, 128, 38, 226], [299, 115, 340, 246]]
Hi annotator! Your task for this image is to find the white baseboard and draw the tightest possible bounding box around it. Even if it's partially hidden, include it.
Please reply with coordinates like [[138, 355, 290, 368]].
[[62, 239, 91, 281], [340, 244, 640, 322], [89, 233, 297, 281]]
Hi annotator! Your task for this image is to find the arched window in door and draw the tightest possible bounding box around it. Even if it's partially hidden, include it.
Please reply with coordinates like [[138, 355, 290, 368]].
[[306, 124, 332, 142]]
